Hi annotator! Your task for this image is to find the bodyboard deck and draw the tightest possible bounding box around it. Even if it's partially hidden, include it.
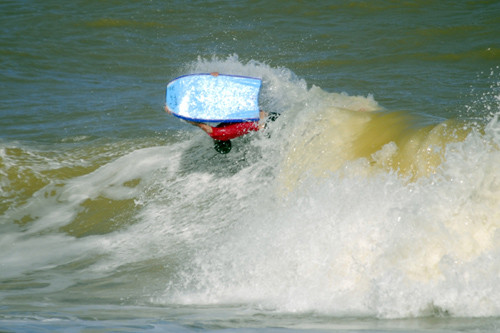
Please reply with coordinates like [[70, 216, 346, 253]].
[[166, 73, 262, 123]]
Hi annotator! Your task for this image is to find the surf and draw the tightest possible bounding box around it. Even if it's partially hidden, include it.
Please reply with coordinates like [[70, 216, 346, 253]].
[[1, 56, 499, 320], [158, 56, 500, 318]]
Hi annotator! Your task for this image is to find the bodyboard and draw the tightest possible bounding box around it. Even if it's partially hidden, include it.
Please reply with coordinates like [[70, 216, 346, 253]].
[[166, 73, 262, 123]]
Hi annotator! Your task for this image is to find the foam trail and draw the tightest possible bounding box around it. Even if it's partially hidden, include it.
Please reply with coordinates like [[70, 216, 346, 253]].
[[0, 145, 185, 280]]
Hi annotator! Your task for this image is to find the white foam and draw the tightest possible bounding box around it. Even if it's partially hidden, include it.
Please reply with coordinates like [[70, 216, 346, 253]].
[[151, 59, 500, 318], [164, 121, 500, 317]]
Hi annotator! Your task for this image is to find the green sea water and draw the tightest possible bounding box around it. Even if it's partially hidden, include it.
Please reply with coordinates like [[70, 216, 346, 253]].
[[1, 1, 500, 332]]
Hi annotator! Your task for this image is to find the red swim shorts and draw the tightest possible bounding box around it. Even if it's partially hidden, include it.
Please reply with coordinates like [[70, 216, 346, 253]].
[[208, 122, 260, 141]]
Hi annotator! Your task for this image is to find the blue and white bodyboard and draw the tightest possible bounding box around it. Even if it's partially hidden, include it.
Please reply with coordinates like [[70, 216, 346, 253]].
[[166, 73, 262, 123]]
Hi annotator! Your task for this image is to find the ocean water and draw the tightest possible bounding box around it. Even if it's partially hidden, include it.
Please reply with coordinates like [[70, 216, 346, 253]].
[[1, 1, 500, 332]]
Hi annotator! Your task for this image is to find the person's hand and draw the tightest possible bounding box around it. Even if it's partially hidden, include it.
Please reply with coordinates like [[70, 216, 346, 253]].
[[164, 105, 172, 114], [258, 110, 268, 129], [210, 72, 219, 77]]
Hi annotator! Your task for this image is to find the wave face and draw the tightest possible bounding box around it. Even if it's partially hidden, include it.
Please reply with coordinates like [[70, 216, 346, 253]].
[[2, 57, 499, 327]]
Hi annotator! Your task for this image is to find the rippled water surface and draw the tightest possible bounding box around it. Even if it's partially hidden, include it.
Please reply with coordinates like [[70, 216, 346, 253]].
[[1, 1, 500, 332]]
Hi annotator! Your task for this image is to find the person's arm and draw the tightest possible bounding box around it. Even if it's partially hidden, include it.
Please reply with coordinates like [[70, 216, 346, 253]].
[[165, 105, 213, 133], [184, 120, 213, 134]]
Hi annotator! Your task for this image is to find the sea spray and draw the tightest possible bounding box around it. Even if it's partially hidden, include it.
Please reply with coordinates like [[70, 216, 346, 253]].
[[163, 115, 500, 318], [156, 58, 500, 318]]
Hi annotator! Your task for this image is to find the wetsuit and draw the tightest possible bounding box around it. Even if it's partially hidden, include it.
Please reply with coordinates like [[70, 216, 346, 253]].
[[207, 121, 260, 141]]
